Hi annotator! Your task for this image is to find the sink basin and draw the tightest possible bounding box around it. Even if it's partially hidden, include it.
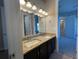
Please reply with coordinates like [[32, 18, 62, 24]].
[[44, 36, 51, 39], [24, 40, 40, 48]]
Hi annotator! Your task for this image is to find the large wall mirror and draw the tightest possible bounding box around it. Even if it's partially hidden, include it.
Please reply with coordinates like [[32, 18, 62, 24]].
[[23, 12, 41, 36]]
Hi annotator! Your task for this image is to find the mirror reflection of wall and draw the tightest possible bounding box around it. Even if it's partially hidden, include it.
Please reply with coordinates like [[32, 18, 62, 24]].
[[39, 17, 46, 33], [23, 12, 40, 36], [24, 14, 33, 35]]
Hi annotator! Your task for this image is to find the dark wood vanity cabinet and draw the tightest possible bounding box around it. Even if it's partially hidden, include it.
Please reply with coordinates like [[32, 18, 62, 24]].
[[24, 48, 39, 59], [24, 37, 56, 59], [47, 37, 56, 58], [47, 39, 53, 57], [39, 42, 48, 59]]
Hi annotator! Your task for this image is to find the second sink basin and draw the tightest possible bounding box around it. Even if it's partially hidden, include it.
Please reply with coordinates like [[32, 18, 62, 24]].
[[24, 39, 40, 48]]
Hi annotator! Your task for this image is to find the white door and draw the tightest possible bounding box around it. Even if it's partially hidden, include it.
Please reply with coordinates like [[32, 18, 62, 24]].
[[4, 0, 23, 59]]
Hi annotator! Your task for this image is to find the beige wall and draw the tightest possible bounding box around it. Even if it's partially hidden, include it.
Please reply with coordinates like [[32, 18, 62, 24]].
[[40, 16, 57, 34], [48, 0, 56, 16], [39, 17, 46, 33], [40, 0, 58, 34], [45, 16, 57, 34]]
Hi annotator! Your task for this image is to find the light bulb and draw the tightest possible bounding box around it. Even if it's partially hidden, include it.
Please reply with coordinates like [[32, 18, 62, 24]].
[[42, 11, 45, 14], [39, 9, 43, 13], [45, 12, 48, 15], [26, 2, 32, 8], [32, 5, 37, 10], [20, 0, 25, 5]]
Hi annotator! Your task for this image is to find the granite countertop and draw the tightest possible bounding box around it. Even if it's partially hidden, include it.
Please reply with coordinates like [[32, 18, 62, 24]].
[[22, 33, 56, 54]]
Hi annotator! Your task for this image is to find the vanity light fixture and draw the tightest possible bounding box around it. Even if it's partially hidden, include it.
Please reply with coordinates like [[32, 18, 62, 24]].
[[20, 0, 26, 5], [39, 9, 43, 13], [32, 5, 37, 10], [26, 2, 32, 8]]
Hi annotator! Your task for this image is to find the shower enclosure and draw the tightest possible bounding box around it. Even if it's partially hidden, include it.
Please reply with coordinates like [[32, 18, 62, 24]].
[[58, 16, 77, 56]]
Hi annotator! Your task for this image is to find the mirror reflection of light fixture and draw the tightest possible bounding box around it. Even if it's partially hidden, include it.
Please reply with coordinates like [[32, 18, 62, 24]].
[[37, 14, 43, 17], [20, 7, 27, 12], [39, 9, 43, 13], [35, 13, 38, 15], [45, 12, 48, 15], [40, 15, 44, 17], [26, 2, 32, 8], [20, 0, 25, 5], [28, 10, 32, 13], [32, 5, 37, 10], [22, 9, 27, 12], [42, 11, 45, 14]]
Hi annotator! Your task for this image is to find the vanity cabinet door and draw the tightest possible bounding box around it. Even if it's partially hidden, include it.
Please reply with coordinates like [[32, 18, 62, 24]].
[[39, 42, 48, 59], [24, 48, 39, 59], [48, 37, 56, 56], [53, 37, 56, 49], [47, 39, 53, 57]]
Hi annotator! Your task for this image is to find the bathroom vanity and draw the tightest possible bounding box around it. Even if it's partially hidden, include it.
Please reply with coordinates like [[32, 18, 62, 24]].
[[21, 8, 56, 59], [22, 33, 56, 59]]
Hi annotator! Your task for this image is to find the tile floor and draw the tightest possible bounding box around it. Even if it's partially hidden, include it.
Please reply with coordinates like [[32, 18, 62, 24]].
[[49, 51, 77, 59]]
